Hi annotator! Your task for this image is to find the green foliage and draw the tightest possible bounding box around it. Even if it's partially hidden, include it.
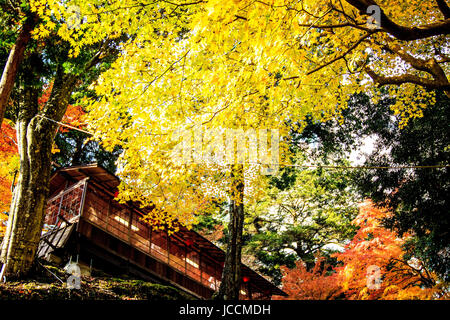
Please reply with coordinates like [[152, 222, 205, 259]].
[[356, 91, 450, 281], [53, 130, 122, 173], [193, 212, 223, 234], [245, 159, 360, 284]]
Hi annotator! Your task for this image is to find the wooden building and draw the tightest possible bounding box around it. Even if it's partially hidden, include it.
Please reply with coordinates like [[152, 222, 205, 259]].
[[37, 163, 286, 300]]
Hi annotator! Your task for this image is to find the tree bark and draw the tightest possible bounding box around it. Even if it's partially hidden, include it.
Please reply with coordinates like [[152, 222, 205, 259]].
[[436, 0, 450, 19], [0, 67, 77, 278], [345, 0, 450, 40], [0, 13, 37, 128], [214, 164, 245, 300]]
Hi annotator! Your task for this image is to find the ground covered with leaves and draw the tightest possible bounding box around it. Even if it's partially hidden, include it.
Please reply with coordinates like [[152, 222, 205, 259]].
[[0, 262, 195, 300]]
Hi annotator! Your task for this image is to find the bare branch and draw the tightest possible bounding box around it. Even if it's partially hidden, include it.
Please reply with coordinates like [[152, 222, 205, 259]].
[[297, 21, 366, 30], [436, 0, 450, 19], [345, 0, 450, 40], [388, 44, 448, 81], [365, 43, 450, 92], [365, 67, 450, 92], [306, 32, 372, 75]]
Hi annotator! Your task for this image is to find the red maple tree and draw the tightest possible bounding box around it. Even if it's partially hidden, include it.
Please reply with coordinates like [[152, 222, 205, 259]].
[[273, 256, 341, 300], [334, 200, 441, 300], [274, 200, 445, 300]]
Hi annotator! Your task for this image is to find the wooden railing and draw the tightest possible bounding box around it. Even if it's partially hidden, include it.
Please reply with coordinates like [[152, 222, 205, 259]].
[[82, 184, 221, 290], [43, 178, 88, 232]]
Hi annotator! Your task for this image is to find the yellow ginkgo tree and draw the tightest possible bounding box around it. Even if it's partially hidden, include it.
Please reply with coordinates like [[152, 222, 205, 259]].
[[1, 0, 448, 297], [80, 0, 449, 299]]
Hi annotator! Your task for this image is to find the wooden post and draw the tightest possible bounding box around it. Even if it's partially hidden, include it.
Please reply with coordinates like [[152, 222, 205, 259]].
[[55, 181, 69, 226], [78, 179, 89, 217], [76, 179, 89, 233], [149, 226, 153, 254], [127, 206, 132, 245], [166, 230, 170, 265], [127, 205, 133, 270], [184, 243, 188, 275], [106, 198, 111, 231], [199, 249, 203, 284]]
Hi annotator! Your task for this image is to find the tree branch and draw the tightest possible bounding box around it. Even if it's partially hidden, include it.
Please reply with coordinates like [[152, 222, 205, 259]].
[[297, 21, 368, 31], [365, 41, 450, 93], [0, 13, 38, 129], [345, 0, 450, 40], [306, 32, 372, 75], [365, 67, 450, 91], [436, 0, 450, 19], [40, 65, 79, 126], [387, 44, 448, 82]]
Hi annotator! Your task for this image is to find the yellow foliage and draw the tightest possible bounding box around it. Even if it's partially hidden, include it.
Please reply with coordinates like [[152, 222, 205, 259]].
[[32, 0, 448, 229], [0, 153, 19, 237]]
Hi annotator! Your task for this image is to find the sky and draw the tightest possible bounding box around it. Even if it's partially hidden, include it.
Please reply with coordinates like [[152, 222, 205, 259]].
[[349, 135, 377, 165]]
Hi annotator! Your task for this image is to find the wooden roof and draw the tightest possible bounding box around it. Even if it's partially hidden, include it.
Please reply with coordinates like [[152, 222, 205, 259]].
[[49, 163, 287, 297]]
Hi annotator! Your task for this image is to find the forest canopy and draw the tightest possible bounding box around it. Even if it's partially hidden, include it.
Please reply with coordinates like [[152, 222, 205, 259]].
[[0, 0, 448, 300]]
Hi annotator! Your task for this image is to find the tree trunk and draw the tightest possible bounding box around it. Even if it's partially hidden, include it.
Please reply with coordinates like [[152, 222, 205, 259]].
[[0, 119, 54, 277], [214, 164, 245, 300], [0, 67, 76, 279], [0, 14, 37, 128]]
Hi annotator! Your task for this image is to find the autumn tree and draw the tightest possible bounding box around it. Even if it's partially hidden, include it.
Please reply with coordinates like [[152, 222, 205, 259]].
[[80, 0, 338, 298], [0, 120, 18, 238], [69, 0, 448, 299], [245, 159, 359, 284], [334, 200, 443, 300], [266, 88, 449, 297], [273, 257, 342, 300], [0, 1, 123, 278], [320, 89, 449, 283], [2, 0, 446, 297], [276, 200, 446, 300], [355, 91, 450, 282]]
